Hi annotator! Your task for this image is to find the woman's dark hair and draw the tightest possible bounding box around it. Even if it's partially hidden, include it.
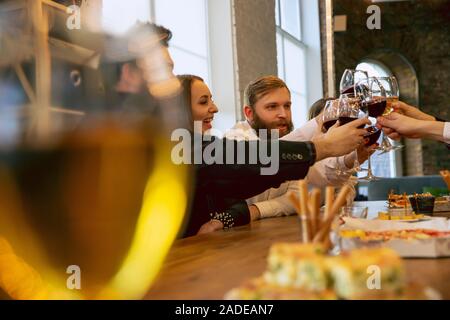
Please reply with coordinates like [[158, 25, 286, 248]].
[[177, 74, 204, 131], [308, 97, 335, 120]]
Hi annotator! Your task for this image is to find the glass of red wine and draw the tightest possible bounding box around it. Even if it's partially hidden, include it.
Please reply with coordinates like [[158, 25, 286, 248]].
[[340, 69, 369, 97], [322, 99, 339, 132], [322, 99, 351, 177], [376, 76, 404, 154], [354, 77, 386, 181], [338, 94, 368, 174]]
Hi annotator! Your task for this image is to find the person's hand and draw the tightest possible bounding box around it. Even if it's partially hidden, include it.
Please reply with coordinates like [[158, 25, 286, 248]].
[[197, 219, 223, 235], [313, 117, 371, 160], [377, 112, 423, 139], [394, 101, 435, 121]]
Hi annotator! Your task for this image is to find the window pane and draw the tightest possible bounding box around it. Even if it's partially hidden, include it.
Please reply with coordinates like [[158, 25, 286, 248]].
[[154, 0, 208, 57], [357, 62, 391, 78], [280, 0, 301, 40], [291, 92, 308, 128], [276, 33, 284, 79], [170, 47, 209, 84], [283, 37, 306, 94], [102, 0, 150, 35], [275, 0, 280, 27]]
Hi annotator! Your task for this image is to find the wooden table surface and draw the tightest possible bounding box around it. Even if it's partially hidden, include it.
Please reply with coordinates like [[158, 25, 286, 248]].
[[145, 216, 450, 300]]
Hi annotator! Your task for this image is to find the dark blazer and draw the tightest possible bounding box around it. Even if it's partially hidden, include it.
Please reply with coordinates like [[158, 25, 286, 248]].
[[182, 136, 317, 237]]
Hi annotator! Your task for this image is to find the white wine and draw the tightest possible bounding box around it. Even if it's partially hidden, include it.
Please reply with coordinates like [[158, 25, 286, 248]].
[[385, 96, 399, 116], [0, 116, 191, 299]]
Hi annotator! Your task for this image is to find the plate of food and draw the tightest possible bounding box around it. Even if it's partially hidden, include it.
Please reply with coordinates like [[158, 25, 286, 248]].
[[337, 217, 450, 258]]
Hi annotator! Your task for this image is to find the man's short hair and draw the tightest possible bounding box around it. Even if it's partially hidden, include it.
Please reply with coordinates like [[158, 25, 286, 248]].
[[244, 76, 290, 109], [103, 22, 173, 82], [131, 22, 173, 48]]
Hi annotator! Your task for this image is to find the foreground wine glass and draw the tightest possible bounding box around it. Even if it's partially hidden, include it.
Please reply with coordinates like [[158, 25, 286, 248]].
[[376, 76, 404, 154], [0, 12, 192, 299], [322, 99, 339, 133], [339, 69, 369, 96], [322, 100, 349, 177]]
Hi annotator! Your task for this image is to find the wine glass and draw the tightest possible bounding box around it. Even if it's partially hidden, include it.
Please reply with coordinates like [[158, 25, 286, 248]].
[[340, 69, 369, 96], [337, 93, 367, 174], [322, 99, 339, 133], [376, 76, 404, 154], [355, 77, 385, 181], [322, 99, 350, 177], [0, 8, 192, 300]]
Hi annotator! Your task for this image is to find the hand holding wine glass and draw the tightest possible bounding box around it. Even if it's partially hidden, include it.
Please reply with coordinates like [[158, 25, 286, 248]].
[[375, 76, 403, 153], [314, 117, 370, 162], [377, 112, 447, 142], [393, 101, 437, 121]]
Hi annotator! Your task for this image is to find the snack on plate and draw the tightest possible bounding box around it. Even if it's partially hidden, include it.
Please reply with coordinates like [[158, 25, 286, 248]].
[[388, 192, 411, 209], [263, 243, 328, 291], [408, 193, 435, 215], [327, 248, 405, 299], [378, 211, 425, 221], [226, 243, 412, 300], [225, 277, 336, 300]]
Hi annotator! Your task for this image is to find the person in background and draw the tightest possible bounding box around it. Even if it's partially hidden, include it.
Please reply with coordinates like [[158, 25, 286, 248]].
[[308, 97, 334, 121], [177, 75, 370, 235], [377, 101, 450, 146]]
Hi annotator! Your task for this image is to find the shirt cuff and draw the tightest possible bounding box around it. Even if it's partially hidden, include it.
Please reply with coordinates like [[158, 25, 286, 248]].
[[443, 122, 450, 144], [253, 201, 276, 219]]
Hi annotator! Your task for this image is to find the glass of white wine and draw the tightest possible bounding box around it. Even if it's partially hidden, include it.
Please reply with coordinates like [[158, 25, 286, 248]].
[[376, 76, 404, 154], [0, 4, 192, 300]]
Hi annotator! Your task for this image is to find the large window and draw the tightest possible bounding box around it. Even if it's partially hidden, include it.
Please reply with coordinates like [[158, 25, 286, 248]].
[[276, 0, 307, 127], [102, 1, 236, 132], [356, 60, 403, 178], [275, 0, 323, 128]]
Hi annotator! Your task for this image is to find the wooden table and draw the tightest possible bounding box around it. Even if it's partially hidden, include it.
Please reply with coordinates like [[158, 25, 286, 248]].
[[146, 215, 450, 300]]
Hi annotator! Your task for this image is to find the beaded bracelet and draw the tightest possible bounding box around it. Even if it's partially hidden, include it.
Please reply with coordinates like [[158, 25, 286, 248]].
[[209, 212, 235, 229]]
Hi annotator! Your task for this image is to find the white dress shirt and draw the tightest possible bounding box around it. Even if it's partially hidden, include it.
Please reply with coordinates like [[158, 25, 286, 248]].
[[443, 122, 450, 144], [224, 120, 354, 219]]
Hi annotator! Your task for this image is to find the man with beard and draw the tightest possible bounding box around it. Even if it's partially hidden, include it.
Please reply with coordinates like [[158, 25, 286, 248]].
[[222, 76, 376, 223]]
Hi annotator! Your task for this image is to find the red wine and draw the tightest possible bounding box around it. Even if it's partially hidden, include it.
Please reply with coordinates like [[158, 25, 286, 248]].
[[338, 117, 365, 129], [341, 85, 355, 95], [338, 116, 357, 126], [364, 99, 387, 118], [323, 119, 337, 132], [364, 126, 382, 146]]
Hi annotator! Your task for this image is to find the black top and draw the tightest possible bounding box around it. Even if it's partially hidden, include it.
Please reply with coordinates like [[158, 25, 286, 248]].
[[181, 136, 317, 237]]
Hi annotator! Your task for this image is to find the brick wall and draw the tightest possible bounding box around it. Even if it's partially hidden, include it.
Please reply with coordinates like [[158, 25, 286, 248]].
[[330, 0, 450, 175]]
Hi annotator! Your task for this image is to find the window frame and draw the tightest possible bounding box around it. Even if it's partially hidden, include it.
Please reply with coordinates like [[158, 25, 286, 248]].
[[275, 0, 309, 127]]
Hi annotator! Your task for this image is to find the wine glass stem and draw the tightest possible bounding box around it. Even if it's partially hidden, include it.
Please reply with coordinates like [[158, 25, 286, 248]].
[[353, 149, 360, 172]]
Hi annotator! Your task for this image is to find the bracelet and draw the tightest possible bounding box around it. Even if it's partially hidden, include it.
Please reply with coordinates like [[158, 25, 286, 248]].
[[209, 212, 235, 229]]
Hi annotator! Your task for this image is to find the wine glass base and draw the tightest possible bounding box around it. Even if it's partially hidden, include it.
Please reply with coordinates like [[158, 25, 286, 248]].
[[358, 172, 381, 182], [378, 145, 404, 155]]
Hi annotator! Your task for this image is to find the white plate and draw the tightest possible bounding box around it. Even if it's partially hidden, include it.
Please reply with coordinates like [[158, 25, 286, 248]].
[[373, 217, 432, 222]]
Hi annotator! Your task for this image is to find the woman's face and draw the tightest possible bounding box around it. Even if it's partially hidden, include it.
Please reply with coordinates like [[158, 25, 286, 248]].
[[190, 80, 218, 133]]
